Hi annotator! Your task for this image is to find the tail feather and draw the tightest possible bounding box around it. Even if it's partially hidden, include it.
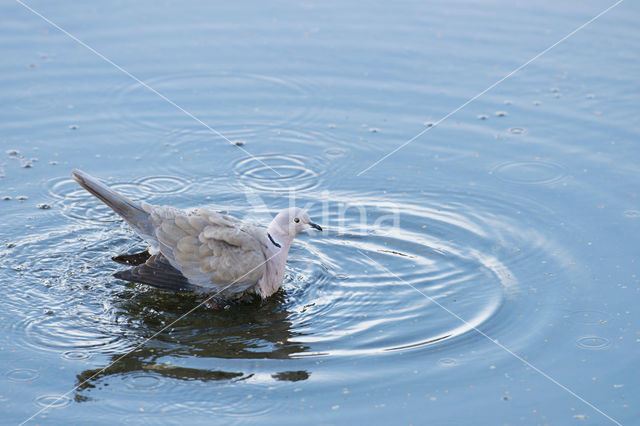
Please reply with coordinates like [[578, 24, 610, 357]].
[[71, 169, 154, 239]]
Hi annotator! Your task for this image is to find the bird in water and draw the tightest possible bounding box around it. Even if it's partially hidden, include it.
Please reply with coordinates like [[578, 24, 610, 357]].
[[71, 169, 322, 300]]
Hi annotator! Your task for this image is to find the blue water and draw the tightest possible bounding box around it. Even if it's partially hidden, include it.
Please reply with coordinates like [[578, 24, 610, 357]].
[[1, 0, 639, 424]]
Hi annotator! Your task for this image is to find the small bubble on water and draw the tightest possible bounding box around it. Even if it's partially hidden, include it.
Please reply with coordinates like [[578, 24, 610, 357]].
[[477, 114, 488, 120], [533, 100, 541, 106], [509, 127, 525, 135], [6, 149, 19, 156], [551, 87, 559, 93], [586, 94, 595, 99], [69, 124, 78, 130], [2, 196, 11, 200], [17, 195, 28, 201], [37, 203, 51, 210], [424, 122, 435, 127], [232, 140, 245, 146], [369, 127, 380, 133], [495, 111, 507, 117], [49, 161, 58, 165], [504, 100, 513, 105]]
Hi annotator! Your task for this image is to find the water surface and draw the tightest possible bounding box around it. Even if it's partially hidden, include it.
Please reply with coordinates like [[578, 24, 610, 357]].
[[1, 0, 638, 424]]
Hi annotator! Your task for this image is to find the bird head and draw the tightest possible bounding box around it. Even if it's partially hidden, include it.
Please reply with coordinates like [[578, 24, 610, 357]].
[[270, 207, 322, 239]]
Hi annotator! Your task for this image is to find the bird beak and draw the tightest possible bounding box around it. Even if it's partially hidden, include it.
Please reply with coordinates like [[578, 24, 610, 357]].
[[309, 222, 322, 231]]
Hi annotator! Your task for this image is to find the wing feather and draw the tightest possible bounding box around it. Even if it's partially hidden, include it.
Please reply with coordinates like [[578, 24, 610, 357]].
[[113, 253, 195, 292], [146, 206, 266, 290]]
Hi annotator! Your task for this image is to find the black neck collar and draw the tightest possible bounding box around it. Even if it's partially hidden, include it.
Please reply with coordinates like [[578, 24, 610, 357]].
[[267, 232, 281, 248]]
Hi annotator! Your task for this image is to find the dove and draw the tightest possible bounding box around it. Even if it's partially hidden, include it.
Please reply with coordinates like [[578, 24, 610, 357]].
[[71, 169, 322, 299]]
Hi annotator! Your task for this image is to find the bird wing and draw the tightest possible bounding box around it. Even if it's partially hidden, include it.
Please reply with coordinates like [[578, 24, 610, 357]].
[[143, 204, 267, 290], [113, 253, 196, 292]]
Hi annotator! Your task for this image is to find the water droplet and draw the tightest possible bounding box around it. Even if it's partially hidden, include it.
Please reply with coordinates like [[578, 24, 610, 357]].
[[69, 124, 78, 130], [37, 203, 51, 210], [509, 127, 526, 135], [2, 196, 11, 201], [232, 140, 245, 146], [17, 195, 28, 201], [369, 127, 380, 133], [6, 149, 19, 155], [477, 115, 488, 120], [495, 111, 508, 117]]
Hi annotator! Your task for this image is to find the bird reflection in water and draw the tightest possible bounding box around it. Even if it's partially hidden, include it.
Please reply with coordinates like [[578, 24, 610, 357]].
[[75, 286, 311, 401]]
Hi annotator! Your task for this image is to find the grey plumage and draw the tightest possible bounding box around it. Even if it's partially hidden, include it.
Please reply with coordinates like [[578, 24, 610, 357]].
[[71, 169, 155, 240], [70, 169, 322, 299]]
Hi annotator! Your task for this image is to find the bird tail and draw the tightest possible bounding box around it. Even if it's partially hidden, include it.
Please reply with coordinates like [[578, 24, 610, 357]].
[[71, 169, 154, 238]]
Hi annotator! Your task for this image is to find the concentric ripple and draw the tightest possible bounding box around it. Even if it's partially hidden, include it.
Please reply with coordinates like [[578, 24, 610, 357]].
[[2, 227, 135, 356], [10, 178, 569, 409], [490, 160, 567, 185], [108, 72, 323, 133], [34, 394, 72, 409], [6, 368, 40, 382], [46, 174, 192, 224], [233, 154, 324, 192], [14, 184, 567, 365], [576, 336, 611, 350], [263, 188, 566, 357]]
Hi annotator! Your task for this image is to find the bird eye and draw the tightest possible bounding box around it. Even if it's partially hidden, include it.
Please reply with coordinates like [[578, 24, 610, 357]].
[[294, 218, 300, 223]]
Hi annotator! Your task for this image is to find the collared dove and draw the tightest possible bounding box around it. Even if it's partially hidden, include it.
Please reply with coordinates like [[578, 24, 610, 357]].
[[71, 169, 322, 299]]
